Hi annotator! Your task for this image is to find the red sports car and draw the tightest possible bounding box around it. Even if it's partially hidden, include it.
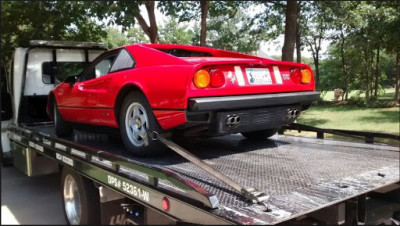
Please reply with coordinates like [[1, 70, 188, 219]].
[[47, 44, 319, 156]]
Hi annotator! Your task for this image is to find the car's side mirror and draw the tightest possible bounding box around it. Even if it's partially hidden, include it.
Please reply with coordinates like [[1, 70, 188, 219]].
[[1, 91, 12, 121], [64, 75, 77, 88]]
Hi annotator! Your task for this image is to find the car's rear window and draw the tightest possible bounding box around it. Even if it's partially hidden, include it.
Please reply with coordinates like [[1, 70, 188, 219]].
[[157, 48, 212, 57]]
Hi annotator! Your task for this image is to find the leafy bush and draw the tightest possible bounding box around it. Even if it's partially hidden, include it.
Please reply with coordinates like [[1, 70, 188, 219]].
[[347, 95, 397, 108], [366, 100, 398, 108], [347, 95, 365, 107]]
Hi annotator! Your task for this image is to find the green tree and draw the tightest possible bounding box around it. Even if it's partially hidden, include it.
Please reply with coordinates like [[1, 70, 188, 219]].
[[207, 9, 266, 54], [319, 1, 399, 102], [101, 27, 132, 49], [159, 1, 243, 46], [301, 2, 335, 91], [1, 1, 105, 75], [127, 26, 150, 44], [90, 1, 159, 43], [158, 19, 195, 44]]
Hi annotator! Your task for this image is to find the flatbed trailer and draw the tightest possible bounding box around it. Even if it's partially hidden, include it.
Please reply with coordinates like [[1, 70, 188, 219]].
[[6, 122, 400, 224]]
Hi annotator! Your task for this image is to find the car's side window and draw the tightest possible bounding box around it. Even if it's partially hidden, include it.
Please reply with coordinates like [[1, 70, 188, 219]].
[[110, 49, 135, 73], [95, 56, 116, 78], [80, 54, 117, 82]]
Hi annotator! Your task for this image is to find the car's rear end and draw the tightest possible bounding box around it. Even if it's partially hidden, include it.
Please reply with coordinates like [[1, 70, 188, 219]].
[[146, 44, 320, 137]]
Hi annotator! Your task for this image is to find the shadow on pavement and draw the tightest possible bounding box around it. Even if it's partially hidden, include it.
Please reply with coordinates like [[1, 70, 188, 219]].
[[1, 167, 66, 224]]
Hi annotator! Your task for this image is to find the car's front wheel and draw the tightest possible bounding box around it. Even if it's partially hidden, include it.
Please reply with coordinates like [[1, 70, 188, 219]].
[[119, 91, 164, 156], [241, 128, 279, 140]]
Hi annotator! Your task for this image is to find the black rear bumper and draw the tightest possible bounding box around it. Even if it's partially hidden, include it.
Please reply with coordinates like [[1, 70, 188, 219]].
[[183, 91, 320, 136], [187, 91, 320, 112]]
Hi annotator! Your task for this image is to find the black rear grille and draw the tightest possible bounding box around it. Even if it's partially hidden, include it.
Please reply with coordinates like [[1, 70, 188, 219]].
[[210, 105, 301, 135]]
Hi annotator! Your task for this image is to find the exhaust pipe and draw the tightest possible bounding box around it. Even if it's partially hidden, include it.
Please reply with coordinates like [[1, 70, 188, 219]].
[[226, 115, 241, 126], [287, 109, 299, 120]]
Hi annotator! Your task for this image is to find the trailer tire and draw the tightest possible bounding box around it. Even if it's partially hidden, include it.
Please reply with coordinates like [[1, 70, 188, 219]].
[[241, 128, 279, 140], [61, 167, 100, 225], [54, 102, 73, 137], [120, 91, 165, 156]]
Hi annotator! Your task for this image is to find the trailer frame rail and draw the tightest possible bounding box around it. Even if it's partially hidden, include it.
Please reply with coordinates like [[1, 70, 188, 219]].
[[280, 123, 400, 144], [7, 125, 229, 224]]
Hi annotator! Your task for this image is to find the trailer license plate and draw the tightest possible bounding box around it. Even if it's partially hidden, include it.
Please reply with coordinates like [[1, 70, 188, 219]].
[[107, 175, 150, 202], [245, 68, 272, 85]]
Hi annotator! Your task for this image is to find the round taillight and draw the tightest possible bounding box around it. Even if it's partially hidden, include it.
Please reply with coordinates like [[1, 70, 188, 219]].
[[210, 69, 225, 88], [193, 70, 210, 88], [290, 68, 302, 84], [301, 69, 312, 84], [162, 197, 170, 211]]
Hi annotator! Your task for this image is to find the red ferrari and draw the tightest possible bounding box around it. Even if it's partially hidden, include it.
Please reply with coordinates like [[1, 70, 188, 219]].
[[47, 44, 319, 155]]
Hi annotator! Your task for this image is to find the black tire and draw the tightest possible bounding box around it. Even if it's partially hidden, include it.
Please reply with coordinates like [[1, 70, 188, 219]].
[[119, 91, 165, 156], [61, 167, 100, 225], [241, 128, 279, 140], [54, 101, 73, 137]]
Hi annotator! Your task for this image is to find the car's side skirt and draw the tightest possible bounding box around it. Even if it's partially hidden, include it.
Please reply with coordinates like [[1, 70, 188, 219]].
[[59, 106, 119, 128]]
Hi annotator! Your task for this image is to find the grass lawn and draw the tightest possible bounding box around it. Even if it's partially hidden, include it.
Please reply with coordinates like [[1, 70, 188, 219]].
[[285, 102, 399, 145], [320, 88, 396, 101], [296, 105, 399, 135], [283, 87, 399, 145]]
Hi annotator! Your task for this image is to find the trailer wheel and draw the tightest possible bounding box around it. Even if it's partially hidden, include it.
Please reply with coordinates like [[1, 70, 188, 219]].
[[61, 167, 100, 225], [120, 91, 164, 156], [54, 102, 73, 137], [241, 128, 279, 140]]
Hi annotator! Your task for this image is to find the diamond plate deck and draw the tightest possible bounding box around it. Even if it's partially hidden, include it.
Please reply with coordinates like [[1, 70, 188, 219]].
[[31, 125, 399, 224]]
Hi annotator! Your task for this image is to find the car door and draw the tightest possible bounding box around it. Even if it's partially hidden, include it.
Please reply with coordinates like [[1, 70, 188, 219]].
[[84, 48, 136, 126], [57, 50, 119, 124]]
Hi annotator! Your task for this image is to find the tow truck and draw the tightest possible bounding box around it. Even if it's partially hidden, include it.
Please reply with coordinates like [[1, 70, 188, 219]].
[[1, 40, 399, 225]]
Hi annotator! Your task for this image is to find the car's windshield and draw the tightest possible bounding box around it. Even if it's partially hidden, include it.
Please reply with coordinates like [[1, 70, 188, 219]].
[[157, 48, 212, 57]]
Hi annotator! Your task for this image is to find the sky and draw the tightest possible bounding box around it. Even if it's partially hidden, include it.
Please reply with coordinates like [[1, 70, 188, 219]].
[[137, 3, 330, 59]]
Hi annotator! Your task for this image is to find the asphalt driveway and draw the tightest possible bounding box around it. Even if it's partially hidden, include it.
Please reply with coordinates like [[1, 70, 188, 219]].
[[1, 166, 66, 224]]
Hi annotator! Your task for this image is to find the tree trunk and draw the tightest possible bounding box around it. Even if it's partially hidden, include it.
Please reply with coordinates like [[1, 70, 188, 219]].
[[200, 1, 210, 46], [313, 52, 319, 90], [146, 2, 158, 43], [282, 1, 298, 62], [374, 46, 380, 97], [135, 2, 158, 43], [394, 43, 400, 102], [366, 71, 370, 102], [365, 51, 370, 103], [340, 31, 349, 100], [304, 36, 319, 90], [296, 3, 301, 63], [370, 53, 374, 98]]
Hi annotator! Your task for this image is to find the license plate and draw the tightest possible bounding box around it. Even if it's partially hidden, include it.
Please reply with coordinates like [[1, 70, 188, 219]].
[[245, 68, 272, 85]]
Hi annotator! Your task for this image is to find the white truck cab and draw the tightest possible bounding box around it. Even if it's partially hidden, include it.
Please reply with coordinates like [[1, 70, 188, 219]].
[[1, 40, 107, 163]]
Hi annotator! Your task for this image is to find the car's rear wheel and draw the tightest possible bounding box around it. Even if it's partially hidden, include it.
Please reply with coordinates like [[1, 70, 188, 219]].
[[54, 101, 73, 137], [119, 91, 164, 156], [241, 128, 279, 140]]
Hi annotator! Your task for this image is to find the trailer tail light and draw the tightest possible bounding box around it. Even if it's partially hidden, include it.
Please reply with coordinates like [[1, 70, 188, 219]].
[[162, 197, 170, 211], [301, 69, 312, 84], [290, 68, 302, 84], [193, 70, 210, 88], [210, 69, 225, 88]]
